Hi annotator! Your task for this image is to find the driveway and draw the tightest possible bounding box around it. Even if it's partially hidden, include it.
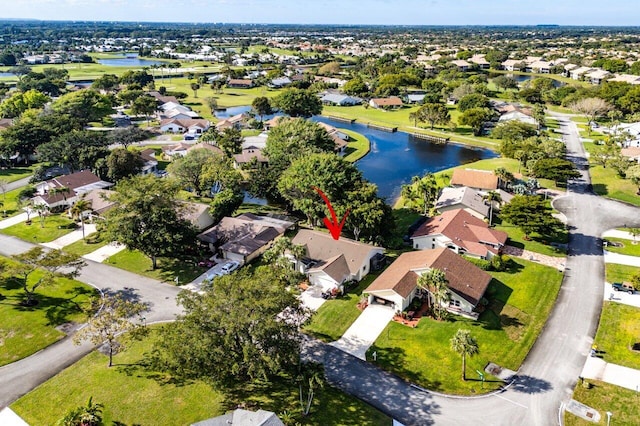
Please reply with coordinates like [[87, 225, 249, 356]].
[[0, 212, 28, 230], [82, 242, 126, 263], [603, 250, 640, 267], [330, 304, 394, 360], [603, 282, 640, 308], [181, 259, 240, 292], [581, 356, 640, 392], [299, 285, 327, 311], [41, 224, 97, 249]]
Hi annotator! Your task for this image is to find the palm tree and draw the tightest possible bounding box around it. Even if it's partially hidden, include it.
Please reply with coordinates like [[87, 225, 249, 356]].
[[298, 362, 324, 416], [57, 396, 104, 426], [409, 111, 419, 127], [32, 203, 49, 228], [417, 268, 451, 320], [450, 329, 479, 381], [482, 191, 502, 226], [70, 197, 91, 241]]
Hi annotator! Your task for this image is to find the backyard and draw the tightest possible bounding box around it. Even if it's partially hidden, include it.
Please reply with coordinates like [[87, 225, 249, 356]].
[[367, 258, 563, 394], [340, 128, 371, 163], [11, 327, 391, 426], [0, 258, 96, 366], [593, 302, 640, 370]]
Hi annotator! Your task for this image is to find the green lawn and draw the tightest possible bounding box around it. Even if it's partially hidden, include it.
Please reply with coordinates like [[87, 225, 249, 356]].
[[1, 214, 76, 243], [340, 128, 371, 163], [305, 275, 378, 342], [565, 380, 640, 426], [589, 164, 640, 207], [62, 233, 110, 257], [494, 222, 568, 257], [0, 187, 30, 218], [0, 165, 36, 183], [593, 302, 640, 369], [12, 327, 391, 426], [605, 263, 638, 283], [369, 258, 563, 394], [104, 249, 204, 284], [0, 258, 96, 366], [602, 237, 640, 256]]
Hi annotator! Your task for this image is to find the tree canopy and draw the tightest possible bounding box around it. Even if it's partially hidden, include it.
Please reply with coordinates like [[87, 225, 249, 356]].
[[272, 88, 322, 118], [500, 195, 563, 237]]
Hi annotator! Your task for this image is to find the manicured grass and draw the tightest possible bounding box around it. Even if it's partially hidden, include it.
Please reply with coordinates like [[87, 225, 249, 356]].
[[104, 249, 203, 284], [589, 164, 640, 207], [340, 128, 371, 163], [593, 302, 640, 369], [565, 380, 640, 426], [0, 165, 36, 183], [12, 327, 390, 426], [62, 233, 109, 257], [1, 214, 76, 243], [369, 258, 563, 394], [602, 237, 640, 256], [0, 257, 96, 366], [494, 222, 568, 257], [605, 263, 638, 283], [304, 275, 378, 342], [0, 187, 29, 218]]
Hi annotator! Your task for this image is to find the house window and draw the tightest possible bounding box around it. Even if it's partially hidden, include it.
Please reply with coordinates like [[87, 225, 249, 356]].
[[449, 299, 460, 307]]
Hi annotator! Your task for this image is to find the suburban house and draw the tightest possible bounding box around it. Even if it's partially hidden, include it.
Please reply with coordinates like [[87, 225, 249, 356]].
[[215, 113, 250, 131], [269, 76, 292, 88], [180, 201, 215, 230], [411, 208, 508, 259], [32, 170, 113, 210], [186, 142, 224, 157], [197, 213, 295, 264], [469, 55, 490, 69], [160, 118, 211, 135], [498, 110, 538, 127], [435, 186, 490, 219], [621, 147, 640, 163], [320, 93, 360, 106], [0, 118, 14, 131], [570, 67, 594, 80], [138, 149, 159, 175], [233, 146, 268, 169], [450, 168, 505, 192], [501, 59, 523, 71], [529, 60, 554, 74], [369, 97, 403, 110], [609, 74, 640, 85], [290, 229, 385, 293], [74, 189, 116, 219], [226, 79, 254, 88], [191, 409, 284, 426], [317, 122, 349, 153], [364, 248, 492, 318], [147, 91, 179, 105], [585, 69, 610, 85], [451, 59, 471, 72], [563, 64, 579, 76], [159, 102, 201, 120], [406, 93, 426, 104], [162, 142, 192, 158]]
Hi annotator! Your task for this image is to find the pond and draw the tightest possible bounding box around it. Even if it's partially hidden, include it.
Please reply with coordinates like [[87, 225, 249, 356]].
[[214, 107, 497, 203], [506, 73, 564, 88], [0, 72, 15, 78], [97, 53, 165, 68]]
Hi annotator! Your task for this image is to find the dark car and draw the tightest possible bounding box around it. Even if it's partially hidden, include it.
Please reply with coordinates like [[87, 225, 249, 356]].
[[612, 282, 636, 294]]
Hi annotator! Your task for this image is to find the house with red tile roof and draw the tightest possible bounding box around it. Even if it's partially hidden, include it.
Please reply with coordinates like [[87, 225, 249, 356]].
[[450, 168, 506, 192], [369, 97, 403, 109], [411, 209, 507, 259], [364, 248, 492, 318]]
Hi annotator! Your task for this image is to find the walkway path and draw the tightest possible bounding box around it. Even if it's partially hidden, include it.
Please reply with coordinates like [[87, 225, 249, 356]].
[[0, 407, 28, 426], [603, 250, 640, 267], [41, 224, 97, 249], [330, 304, 394, 360], [503, 245, 566, 270], [581, 357, 640, 392], [0, 212, 28, 229], [81, 242, 126, 263]]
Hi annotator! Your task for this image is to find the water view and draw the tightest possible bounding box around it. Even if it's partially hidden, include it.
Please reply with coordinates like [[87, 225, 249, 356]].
[[97, 53, 165, 67]]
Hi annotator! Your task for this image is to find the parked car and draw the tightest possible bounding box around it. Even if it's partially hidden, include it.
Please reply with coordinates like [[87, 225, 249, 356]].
[[612, 282, 637, 294], [219, 261, 240, 275]]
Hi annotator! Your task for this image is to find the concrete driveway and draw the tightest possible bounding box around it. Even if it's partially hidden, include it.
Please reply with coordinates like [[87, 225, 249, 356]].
[[603, 282, 640, 308], [603, 250, 640, 267], [300, 285, 327, 311], [182, 259, 240, 292], [330, 304, 394, 360]]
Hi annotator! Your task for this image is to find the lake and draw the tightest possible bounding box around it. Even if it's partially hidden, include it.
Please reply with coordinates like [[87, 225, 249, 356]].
[[0, 72, 14, 78], [97, 54, 165, 67], [215, 107, 497, 202], [506, 74, 564, 88]]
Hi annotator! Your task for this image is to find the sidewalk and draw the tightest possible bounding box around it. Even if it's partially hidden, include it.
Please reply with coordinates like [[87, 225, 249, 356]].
[[82, 242, 126, 263], [41, 224, 97, 250], [0, 212, 28, 230], [581, 356, 640, 392], [603, 250, 640, 267], [0, 407, 28, 425]]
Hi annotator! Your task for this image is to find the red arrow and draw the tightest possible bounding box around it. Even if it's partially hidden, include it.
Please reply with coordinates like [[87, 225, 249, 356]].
[[312, 186, 349, 240]]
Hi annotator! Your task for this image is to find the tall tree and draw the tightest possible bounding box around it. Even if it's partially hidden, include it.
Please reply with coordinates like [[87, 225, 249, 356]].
[[417, 268, 451, 320], [92, 73, 120, 93], [102, 175, 195, 269], [0, 89, 49, 118], [37, 130, 109, 172], [105, 148, 144, 182], [252, 96, 273, 121], [148, 268, 304, 385], [417, 103, 451, 129], [216, 127, 243, 158], [459, 108, 493, 136], [131, 95, 158, 125], [568, 97, 613, 132], [70, 196, 92, 241], [190, 82, 200, 98], [9, 247, 86, 306], [401, 173, 439, 216], [51, 89, 113, 126], [482, 191, 502, 227], [107, 127, 150, 148], [74, 294, 148, 367], [450, 329, 480, 381], [272, 88, 322, 118], [500, 195, 563, 238], [167, 148, 221, 196], [531, 158, 581, 186]]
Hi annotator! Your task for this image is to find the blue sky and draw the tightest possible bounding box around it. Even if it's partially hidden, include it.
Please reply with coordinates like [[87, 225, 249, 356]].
[[1, 0, 638, 25]]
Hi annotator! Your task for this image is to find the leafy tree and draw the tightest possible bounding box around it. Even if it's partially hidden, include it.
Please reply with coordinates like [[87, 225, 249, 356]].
[[458, 108, 493, 136], [91, 74, 120, 93], [417, 103, 450, 129], [116, 88, 143, 106], [102, 175, 196, 269], [131, 95, 158, 124], [167, 148, 221, 196], [51, 89, 112, 126], [493, 121, 538, 144], [252, 96, 273, 121], [272, 88, 322, 118], [9, 65, 31, 81], [107, 127, 150, 148], [342, 77, 368, 96], [216, 127, 243, 157], [148, 268, 304, 385], [531, 158, 580, 185], [569, 97, 613, 131], [57, 397, 104, 426], [204, 97, 218, 115], [417, 268, 450, 320], [342, 181, 394, 243], [318, 61, 341, 76], [17, 68, 67, 96], [457, 93, 489, 112], [450, 329, 479, 381], [401, 173, 439, 215], [105, 148, 144, 182], [500, 195, 563, 238], [32, 203, 49, 228], [262, 236, 306, 286], [493, 75, 518, 92], [518, 87, 543, 104], [74, 294, 148, 367], [606, 153, 632, 178], [298, 362, 325, 416], [627, 164, 640, 194], [119, 69, 153, 87], [37, 130, 109, 172], [0, 52, 16, 66], [9, 247, 86, 306], [0, 89, 49, 118], [190, 82, 200, 98], [533, 103, 546, 129]]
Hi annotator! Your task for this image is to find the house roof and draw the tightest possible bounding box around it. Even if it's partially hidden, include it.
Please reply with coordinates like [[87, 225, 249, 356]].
[[450, 168, 500, 190], [227, 79, 253, 86], [191, 409, 284, 426], [321, 93, 359, 104], [179, 201, 211, 224], [451, 59, 471, 67], [0, 118, 13, 130], [233, 147, 268, 164], [308, 254, 351, 284], [147, 91, 179, 105], [411, 209, 508, 257], [79, 189, 117, 214], [187, 142, 223, 156], [197, 213, 294, 251], [35, 171, 113, 206], [621, 146, 640, 159], [163, 108, 200, 119], [365, 247, 492, 306], [370, 97, 403, 107], [139, 148, 157, 164], [162, 142, 192, 154], [291, 229, 383, 277], [435, 187, 490, 217], [160, 118, 210, 129]]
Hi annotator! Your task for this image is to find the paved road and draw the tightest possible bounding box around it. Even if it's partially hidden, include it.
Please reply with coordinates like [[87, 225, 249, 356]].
[[6, 176, 31, 192], [304, 112, 640, 425], [0, 235, 183, 408]]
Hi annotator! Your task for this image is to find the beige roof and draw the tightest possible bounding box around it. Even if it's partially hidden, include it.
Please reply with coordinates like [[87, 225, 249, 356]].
[[436, 187, 490, 217], [187, 142, 223, 156], [370, 97, 403, 107], [412, 209, 508, 257], [233, 147, 267, 164], [450, 168, 500, 190], [365, 248, 492, 306], [160, 118, 210, 129], [179, 201, 210, 224], [79, 189, 116, 214], [291, 229, 383, 277], [621, 147, 640, 159], [308, 254, 351, 284]]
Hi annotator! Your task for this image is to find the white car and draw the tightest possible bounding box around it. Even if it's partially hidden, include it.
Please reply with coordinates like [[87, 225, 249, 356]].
[[219, 261, 240, 275]]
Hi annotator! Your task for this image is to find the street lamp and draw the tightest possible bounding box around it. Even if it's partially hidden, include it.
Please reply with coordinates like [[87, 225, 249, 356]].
[[606, 411, 612, 426]]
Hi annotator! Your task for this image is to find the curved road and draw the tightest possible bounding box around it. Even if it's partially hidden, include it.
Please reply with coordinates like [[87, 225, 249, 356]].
[[304, 113, 640, 425]]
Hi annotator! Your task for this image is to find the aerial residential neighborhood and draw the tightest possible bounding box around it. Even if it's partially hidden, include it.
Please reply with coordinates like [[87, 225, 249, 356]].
[[0, 2, 640, 426]]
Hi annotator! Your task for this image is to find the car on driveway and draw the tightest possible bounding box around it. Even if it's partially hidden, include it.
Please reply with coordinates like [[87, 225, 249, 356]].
[[612, 282, 637, 294], [219, 260, 240, 275]]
